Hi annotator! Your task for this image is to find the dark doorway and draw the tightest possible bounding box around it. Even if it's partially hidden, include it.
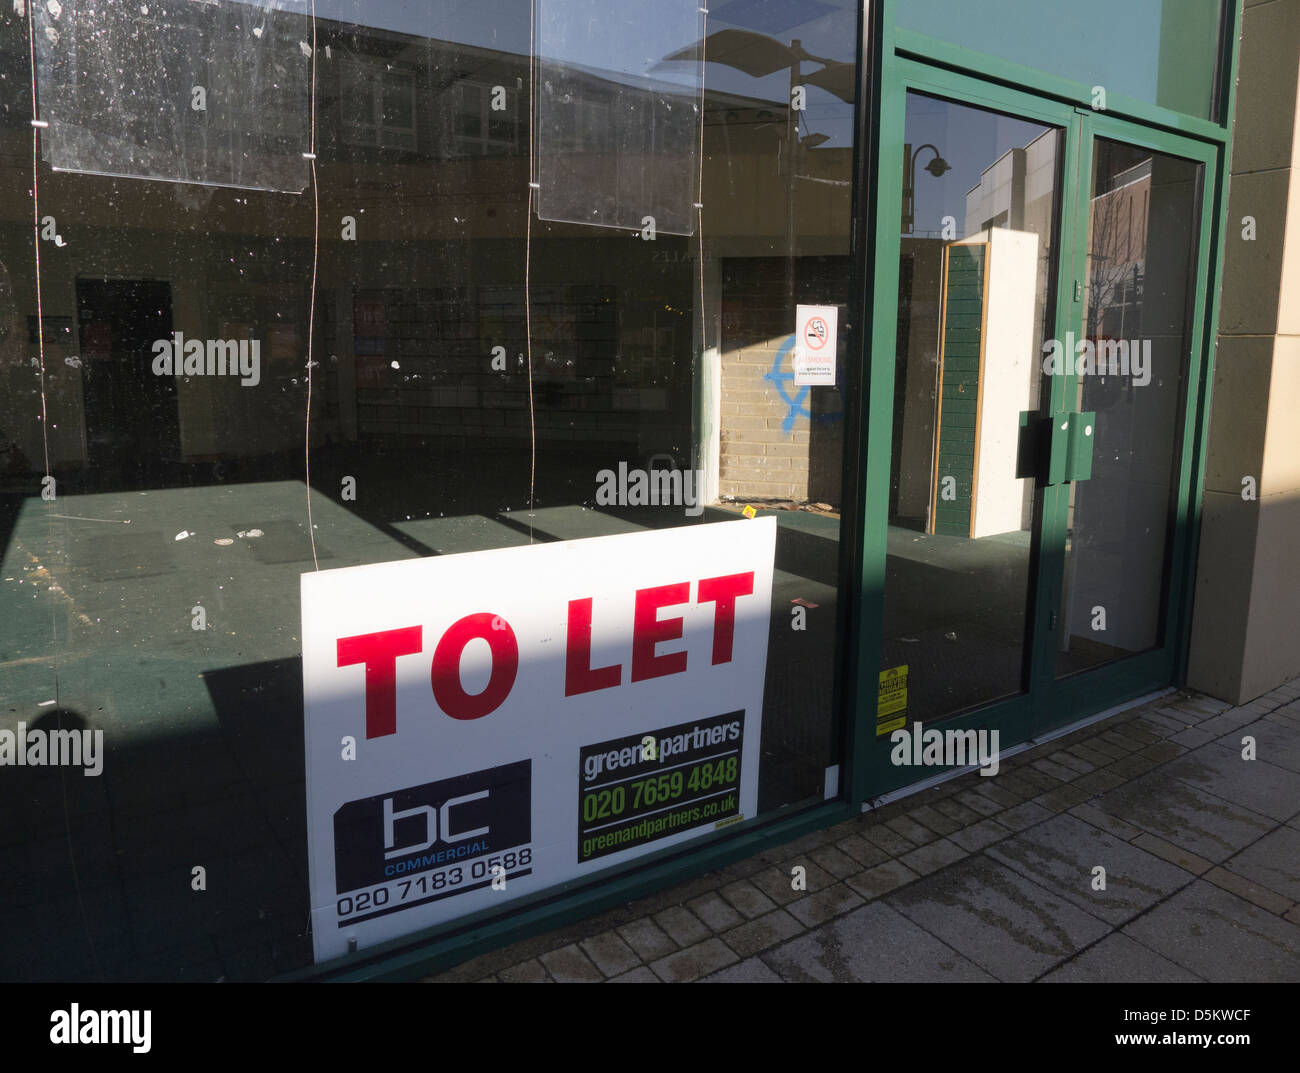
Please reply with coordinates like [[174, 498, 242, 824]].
[[75, 278, 179, 487]]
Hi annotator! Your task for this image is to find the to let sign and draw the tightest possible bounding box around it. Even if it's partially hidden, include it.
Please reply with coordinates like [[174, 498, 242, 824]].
[[301, 517, 776, 962]]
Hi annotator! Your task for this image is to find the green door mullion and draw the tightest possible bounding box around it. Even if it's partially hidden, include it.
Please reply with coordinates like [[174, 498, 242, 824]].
[[1161, 144, 1218, 666], [1175, 139, 1229, 686], [850, 37, 908, 809], [1025, 111, 1093, 719]]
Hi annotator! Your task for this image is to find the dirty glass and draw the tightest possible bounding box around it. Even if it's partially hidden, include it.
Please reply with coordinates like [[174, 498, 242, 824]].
[[0, 0, 859, 980], [535, 0, 705, 235], [33, 0, 311, 192]]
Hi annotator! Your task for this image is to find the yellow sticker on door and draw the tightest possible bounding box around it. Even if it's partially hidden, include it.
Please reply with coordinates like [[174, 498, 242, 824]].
[[877, 664, 908, 735]]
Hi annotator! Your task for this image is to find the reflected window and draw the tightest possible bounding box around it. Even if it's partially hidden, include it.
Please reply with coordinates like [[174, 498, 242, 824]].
[[451, 79, 520, 157], [342, 58, 418, 152]]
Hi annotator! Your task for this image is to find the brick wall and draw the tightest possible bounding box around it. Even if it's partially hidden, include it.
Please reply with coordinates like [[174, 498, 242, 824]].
[[718, 256, 849, 503]]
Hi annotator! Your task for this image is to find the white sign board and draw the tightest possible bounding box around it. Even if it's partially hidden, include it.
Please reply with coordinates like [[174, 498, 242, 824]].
[[302, 518, 776, 963], [794, 303, 838, 386]]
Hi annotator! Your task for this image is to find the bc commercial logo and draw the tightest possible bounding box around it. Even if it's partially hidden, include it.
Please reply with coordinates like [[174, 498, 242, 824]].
[[333, 760, 532, 894]]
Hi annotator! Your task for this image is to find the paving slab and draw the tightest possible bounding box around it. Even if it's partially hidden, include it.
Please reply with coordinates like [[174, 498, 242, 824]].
[[699, 956, 783, 983], [686, 892, 744, 933], [785, 883, 865, 928], [608, 967, 660, 983], [1068, 802, 1145, 842], [650, 938, 739, 983], [886, 855, 1111, 982], [1121, 881, 1300, 982], [844, 860, 920, 901], [579, 931, 643, 978], [720, 908, 805, 959], [1223, 826, 1300, 903], [1160, 744, 1300, 822], [949, 818, 1013, 853], [749, 864, 809, 906], [615, 919, 677, 962], [1169, 727, 1216, 750], [997, 800, 1054, 832], [653, 906, 711, 947], [719, 879, 778, 920], [834, 834, 890, 869], [900, 837, 968, 876], [763, 900, 996, 983], [1203, 867, 1294, 916], [910, 803, 965, 835], [985, 813, 1192, 926], [1093, 771, 1274, 863], [1212, 718, 1300, 775], [538, 944, 603, 983], [498, 959, 550, 983], [808, 844, 864, 879], [1039, 933, 1201, 983]]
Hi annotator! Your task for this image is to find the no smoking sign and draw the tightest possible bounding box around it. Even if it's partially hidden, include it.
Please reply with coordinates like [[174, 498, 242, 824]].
[[794, 304, 838, 386]]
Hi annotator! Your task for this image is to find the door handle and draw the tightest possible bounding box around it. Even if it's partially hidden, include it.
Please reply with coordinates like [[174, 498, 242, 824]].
[[1049, 410, 1096, 484], [1064, 411, 1096, 482], [1020, 410, 1095, 485]]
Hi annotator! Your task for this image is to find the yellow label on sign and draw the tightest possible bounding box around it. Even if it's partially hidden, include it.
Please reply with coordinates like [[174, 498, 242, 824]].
[[877, 664, 908, 731], [742, 505, 757, 519]]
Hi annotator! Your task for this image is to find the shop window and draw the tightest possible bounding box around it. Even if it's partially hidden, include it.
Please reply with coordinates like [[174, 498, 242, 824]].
[[0, 0, 860, 979]]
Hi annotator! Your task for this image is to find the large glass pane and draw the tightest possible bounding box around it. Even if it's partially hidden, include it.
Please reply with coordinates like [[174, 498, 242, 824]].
[[535, 0, 705, 234], [1056, 139, 1202, 676], [899, 0, 1225, 122], [883, 93, 1062, 724], [0, 0, 858, 978]]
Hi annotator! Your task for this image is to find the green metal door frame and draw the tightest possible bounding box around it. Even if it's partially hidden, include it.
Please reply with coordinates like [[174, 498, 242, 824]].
[[854, 9, 1237, 799], [856, 60, 1083, 799]]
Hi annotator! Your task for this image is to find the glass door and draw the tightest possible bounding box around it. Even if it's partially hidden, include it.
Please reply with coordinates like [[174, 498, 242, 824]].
[[1031, 115, 1217, 736], [864, 64, 1216, 796]]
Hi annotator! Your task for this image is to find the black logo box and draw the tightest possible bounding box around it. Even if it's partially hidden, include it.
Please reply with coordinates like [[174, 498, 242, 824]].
[[333, 759, 531, 893]]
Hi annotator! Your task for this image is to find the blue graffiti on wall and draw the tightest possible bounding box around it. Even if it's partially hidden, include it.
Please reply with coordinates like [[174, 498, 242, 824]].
[[763, 335, 845, 435]]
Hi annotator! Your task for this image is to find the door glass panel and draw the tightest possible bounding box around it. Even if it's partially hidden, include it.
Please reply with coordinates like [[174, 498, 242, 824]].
[[884, 93, 1062, 724], [1056, 140, 1202, 676]]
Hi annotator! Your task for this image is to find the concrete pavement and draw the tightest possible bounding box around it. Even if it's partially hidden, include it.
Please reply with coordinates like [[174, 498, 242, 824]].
[[426, 683, 1300, 983]]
